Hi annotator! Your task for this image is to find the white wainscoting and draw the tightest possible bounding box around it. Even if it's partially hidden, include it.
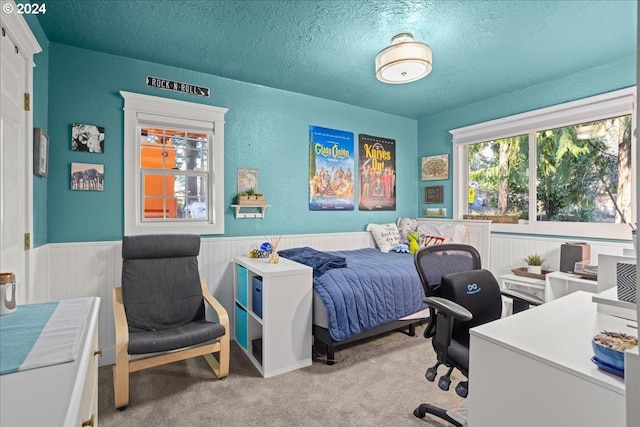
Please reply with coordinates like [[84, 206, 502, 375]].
[[41, 232, 374, 367], [490, 233, 633, 277], [34, 231, 632, 367], [27, 245, 49, 304]]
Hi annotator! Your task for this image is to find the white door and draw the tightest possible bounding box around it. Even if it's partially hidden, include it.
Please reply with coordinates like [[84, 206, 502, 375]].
[[0, 24, 29, 303]]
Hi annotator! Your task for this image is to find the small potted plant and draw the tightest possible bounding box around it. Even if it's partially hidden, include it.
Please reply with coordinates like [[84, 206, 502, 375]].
[[524, 254, 544, 275], [237, 191, 249, 204], [255, 193, 264, 201], [246, 188, 256, 200]]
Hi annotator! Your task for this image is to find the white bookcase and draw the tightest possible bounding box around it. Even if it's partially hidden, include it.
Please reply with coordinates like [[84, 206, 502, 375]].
[[233, 256, 313, 378]]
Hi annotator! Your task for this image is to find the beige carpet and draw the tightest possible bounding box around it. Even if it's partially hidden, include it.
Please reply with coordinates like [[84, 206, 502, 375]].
[[98, 325, 464, 426]]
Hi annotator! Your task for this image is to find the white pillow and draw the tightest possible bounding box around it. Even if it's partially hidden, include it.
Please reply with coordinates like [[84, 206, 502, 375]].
[[417, 223, 468, 244], [366, 223, 402, 253]]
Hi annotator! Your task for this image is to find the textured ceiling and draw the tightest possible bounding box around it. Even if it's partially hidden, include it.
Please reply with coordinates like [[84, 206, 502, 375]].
[[35, 0, 637, 119]]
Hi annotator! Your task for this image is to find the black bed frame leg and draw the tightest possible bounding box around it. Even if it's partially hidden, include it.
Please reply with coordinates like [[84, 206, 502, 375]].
[[408, 323, 416, 336], [326, 342, 335, 365]]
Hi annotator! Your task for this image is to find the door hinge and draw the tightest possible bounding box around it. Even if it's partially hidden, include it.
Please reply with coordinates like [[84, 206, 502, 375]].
[[24, 233, 30, 250], [24, 93, 30, 111]]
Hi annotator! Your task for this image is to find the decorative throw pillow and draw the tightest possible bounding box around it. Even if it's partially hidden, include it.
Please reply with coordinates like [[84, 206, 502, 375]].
[[417, 223, 469, 244], [366, 223, 402, 253], [420, 234, 451, 248]]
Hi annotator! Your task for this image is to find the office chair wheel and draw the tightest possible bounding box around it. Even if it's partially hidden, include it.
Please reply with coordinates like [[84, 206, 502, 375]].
[[455, 381, 468, 398], [425, 362, 440, 382], [438, 375, 451, 391]]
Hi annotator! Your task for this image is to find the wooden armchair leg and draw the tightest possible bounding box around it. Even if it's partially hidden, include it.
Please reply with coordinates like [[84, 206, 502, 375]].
[[203, 336, 229, 379], [218, 336, 230, 378], [113, 358, 130, 409]]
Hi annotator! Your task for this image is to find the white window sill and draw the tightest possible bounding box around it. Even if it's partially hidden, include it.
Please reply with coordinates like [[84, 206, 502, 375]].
[[491, 221, 633, 241]]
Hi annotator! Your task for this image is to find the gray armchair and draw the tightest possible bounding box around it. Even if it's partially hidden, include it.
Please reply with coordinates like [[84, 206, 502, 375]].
[[113, 234, 229, 409]]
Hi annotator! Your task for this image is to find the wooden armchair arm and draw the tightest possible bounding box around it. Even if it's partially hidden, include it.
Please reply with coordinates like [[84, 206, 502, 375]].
[[113, 287, 130, 364], [200, 278, 229, 330]]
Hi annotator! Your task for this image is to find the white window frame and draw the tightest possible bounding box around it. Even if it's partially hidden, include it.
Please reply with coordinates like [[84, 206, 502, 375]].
[[451, 87, 637, 240], [121, 91, 227, 235]]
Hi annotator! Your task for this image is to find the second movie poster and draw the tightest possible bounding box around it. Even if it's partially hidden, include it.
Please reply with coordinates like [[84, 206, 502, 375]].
[[358, 134, 396, 211]]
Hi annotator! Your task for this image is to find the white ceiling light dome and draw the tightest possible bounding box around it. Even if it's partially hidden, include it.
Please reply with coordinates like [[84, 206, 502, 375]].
[[375, 33, 432, 84]]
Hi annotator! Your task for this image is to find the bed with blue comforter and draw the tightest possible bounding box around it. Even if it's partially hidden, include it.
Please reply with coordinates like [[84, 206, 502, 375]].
[[278, 246, 427, 363]]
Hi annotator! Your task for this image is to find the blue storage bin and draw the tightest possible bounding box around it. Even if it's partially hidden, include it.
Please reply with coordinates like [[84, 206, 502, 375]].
[[252, 276, 263, 319], [234, 303, 248, 349], [236, 265, 248, 306]]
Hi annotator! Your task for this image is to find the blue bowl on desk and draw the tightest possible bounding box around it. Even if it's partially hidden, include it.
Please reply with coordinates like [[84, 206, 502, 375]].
[[591, 338, 625, 372]]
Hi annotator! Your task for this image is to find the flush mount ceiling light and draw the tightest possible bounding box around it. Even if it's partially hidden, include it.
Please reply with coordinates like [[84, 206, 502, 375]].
[[375, 33, 432, 84]]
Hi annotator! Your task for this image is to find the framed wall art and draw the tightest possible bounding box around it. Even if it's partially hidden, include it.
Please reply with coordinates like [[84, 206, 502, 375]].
[[421, 154, 449, 181], [72, 123, 105, 153], [425, 207, 446, 217], [71, 163, 104, 191], [237, 168, 258, 193], [425, 185, 443, 203], [33, 128, 49, 177]]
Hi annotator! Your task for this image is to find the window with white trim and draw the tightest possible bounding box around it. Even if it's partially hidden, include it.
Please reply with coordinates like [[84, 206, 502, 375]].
[[451, 88, 636, 239], [122, 91, 227, 235]]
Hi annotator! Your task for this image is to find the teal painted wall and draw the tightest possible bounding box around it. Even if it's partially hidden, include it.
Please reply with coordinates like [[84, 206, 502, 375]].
[[46, 43, 418, 243], [24, 15, 48, 247], [417, 55, 637, 217]]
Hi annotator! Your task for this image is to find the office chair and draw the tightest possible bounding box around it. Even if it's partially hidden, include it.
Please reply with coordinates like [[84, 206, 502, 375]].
[[113, 234, 229, 409], [413, 245, 544, 426], [414, 244, 482, 341]]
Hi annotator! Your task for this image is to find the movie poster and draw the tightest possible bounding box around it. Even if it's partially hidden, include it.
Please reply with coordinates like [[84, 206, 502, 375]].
[[358, 134, 396, 211], [309, 126, 355, 211]]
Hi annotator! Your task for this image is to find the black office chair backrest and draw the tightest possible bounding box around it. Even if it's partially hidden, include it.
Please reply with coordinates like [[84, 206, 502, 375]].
[[440, 269, 503, 339], [121, 234, 204, 332], [414, 244, 482, 298]]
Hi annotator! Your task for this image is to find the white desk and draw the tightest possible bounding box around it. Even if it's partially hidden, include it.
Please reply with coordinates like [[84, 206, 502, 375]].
[[468, 291, 636, 427]]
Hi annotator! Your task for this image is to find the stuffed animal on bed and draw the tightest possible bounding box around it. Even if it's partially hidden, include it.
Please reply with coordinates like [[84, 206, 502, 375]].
[[407, 231, 420, 254], [396, 217, 418, 243]]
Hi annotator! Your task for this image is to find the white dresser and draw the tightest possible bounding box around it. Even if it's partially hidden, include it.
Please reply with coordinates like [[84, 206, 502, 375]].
[[0, 297, 101, 426]]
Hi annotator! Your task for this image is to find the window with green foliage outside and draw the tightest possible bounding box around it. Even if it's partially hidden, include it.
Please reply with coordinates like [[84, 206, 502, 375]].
[[467, 115, 632, 224]]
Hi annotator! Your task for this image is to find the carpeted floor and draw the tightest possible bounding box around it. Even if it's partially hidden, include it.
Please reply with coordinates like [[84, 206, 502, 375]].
[[98, 325, 464, 426]]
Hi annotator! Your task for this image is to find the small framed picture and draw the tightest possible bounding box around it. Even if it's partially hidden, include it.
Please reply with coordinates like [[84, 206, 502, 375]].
[[71, 162, 104, 191], [33, 128, 49, 177], [72, 123, 105, 153], [237, 168, 258, 193], [425, 207, 446, 217], [425, 185, 443, 203], [421, 154, 449, 181]]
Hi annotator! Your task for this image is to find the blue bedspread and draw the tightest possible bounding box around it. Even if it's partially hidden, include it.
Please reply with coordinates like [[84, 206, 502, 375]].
[[311, 248, 426, 341]]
